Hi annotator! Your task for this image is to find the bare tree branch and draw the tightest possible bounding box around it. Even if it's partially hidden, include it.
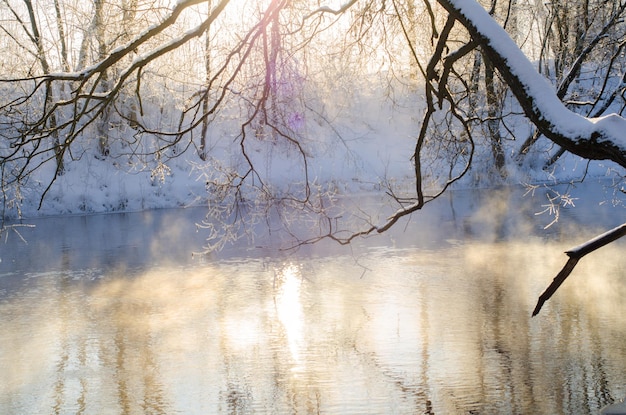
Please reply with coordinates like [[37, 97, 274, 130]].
[[532, 222, 626, 316]]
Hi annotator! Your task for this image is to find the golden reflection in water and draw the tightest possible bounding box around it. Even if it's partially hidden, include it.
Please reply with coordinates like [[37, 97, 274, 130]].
[[274, 264, 305, 369], [1, 239, 626, 414]]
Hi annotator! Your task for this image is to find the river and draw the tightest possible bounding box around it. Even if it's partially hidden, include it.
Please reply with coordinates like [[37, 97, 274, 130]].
[[1, 183, 625, 414]]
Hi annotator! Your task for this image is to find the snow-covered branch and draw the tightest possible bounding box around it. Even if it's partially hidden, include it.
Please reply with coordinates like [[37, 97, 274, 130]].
[[302, 0, 358, 20], [438, 0, 626, 169]]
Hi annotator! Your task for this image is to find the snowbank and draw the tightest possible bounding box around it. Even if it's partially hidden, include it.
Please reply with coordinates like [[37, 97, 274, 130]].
[[6, 73, 623, 221]]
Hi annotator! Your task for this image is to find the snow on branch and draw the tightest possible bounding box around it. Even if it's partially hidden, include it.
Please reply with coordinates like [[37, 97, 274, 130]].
[[438, 0, 626, 169], [302, 0, 358, 20]]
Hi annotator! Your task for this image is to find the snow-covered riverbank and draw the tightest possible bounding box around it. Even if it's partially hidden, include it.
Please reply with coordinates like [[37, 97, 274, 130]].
[[9, 107, 621, 220]]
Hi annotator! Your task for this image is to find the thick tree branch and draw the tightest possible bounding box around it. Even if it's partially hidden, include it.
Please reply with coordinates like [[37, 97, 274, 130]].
[[438, 0, 626, 169]]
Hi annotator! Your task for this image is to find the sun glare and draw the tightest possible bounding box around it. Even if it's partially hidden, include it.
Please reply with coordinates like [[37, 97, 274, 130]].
[[275, 264, 305, 369]]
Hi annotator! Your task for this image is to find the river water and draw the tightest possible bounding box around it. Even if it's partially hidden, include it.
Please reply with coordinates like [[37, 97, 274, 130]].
[[1, 184, 625, 414]]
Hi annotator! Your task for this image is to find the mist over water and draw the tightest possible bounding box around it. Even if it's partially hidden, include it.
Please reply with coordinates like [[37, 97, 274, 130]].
[[0, 183, 624, 414]]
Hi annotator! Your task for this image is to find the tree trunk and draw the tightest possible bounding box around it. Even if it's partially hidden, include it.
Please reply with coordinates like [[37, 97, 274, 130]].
[[200, 0, 212, 161], [483, 52, 506, 176], [53, 0, 70, 72], [23, 0, 64, 173], [94, 0, 110, 157]]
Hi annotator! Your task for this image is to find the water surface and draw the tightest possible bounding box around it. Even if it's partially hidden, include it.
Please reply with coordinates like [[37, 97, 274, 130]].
[[1, 185, 625, 414]]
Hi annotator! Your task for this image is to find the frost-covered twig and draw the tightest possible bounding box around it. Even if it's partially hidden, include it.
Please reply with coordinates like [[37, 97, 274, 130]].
[[1, 223, 35, 245]]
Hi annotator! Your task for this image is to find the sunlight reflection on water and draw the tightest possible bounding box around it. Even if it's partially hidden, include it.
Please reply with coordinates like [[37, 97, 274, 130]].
[[275, 264, 305, 369], [1, 185, 625, 414]]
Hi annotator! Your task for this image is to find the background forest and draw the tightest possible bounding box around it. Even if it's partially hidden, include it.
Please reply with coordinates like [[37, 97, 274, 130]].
[[1, 0, 625, 247]]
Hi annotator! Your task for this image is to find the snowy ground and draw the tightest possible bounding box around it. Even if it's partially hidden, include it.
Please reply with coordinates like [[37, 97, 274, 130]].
[[7, 76, 624, 221]]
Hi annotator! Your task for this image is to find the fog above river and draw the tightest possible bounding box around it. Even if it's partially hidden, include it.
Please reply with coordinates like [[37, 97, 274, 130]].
[[2, 180, 623, 271]]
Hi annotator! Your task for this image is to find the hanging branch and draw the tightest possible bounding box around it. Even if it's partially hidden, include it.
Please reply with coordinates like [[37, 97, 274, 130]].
[[532, 222, 626, 316]]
